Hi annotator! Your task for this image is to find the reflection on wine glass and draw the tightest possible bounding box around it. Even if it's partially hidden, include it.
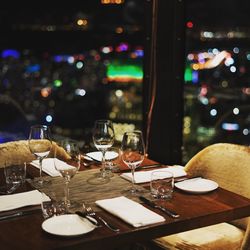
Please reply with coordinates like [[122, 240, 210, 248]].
[[54, 140, 81, 210], [28, 125, 52, 187], [91, 119, 115, 184], [121, 131, 145, 195]]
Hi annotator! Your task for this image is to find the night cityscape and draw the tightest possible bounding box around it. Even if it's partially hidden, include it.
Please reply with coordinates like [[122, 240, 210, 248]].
[[0, 1, 144, 150], [0, 0, 250, 161]]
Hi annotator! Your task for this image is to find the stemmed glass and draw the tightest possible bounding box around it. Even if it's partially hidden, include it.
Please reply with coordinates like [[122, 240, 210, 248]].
[[91, 119, 115, 184], [28, 125, 52, 187], [54, 140, 81, 209], [121, 130, 145, 195]]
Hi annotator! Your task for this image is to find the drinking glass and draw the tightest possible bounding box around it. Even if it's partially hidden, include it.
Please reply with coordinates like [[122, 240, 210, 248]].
[[91, 119, 115, 184], [105, 146, 121, 173], [121, 130, 145, 195], [150, 170, 174, 200], [54, 140, 81, 210], [28, 125, 52, 187]]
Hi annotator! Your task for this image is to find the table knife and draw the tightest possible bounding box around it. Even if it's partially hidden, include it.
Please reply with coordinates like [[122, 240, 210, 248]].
[[75, 211, 100, 227], [139, 164, 164, 170], [139, 196, 180, 218], [0, 208, 41, 221]]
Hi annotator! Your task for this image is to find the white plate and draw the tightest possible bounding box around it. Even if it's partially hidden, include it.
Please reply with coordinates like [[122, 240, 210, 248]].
[[85, 151, 118, 162], [42, 214, 95, 237], [174, 178, 219, 194]]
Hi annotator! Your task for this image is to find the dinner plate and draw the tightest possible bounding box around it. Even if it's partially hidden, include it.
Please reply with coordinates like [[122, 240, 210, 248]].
[[85, 151, 118, 162], [42, 214, 95, 237], [174, 178, 219, 194]]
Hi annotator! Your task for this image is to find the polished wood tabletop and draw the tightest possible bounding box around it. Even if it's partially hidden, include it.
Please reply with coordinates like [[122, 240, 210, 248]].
[[1, 160, 250, 250]]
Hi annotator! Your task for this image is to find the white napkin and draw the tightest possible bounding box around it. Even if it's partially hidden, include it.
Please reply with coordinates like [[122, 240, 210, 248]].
[[120, 165, 187, 184], [95, 196, 165, 227], [0, 190, 50, 212], [30, 158, 72, 177]]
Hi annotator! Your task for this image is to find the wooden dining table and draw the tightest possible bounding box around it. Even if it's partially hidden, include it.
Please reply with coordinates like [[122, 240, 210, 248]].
[[1, 158, 250, 250]]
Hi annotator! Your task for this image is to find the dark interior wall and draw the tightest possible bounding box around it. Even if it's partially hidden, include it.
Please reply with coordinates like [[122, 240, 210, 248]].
[[143, 0, 185, 165]]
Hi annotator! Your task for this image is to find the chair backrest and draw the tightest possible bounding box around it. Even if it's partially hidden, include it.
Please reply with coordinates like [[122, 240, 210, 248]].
[[184, 143, 250, 231]]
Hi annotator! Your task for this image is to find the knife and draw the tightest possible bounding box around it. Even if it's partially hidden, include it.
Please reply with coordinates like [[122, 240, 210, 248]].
[[174, 176, 202, 183], [139, 196, 180, 218], [75, 211, 100, 227], [0, 208, 41, 221], [138, 164, 164, 170]]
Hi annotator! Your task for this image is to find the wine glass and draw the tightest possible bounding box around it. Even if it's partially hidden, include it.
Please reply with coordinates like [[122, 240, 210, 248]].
[[54, 140, 81, 210], [91, 119, 115, 184], [121, 130, 145, 195], [28, 125, 52, 187]]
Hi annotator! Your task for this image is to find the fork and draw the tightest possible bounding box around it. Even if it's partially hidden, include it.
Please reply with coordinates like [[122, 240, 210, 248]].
[[86, 206, 120, 233]]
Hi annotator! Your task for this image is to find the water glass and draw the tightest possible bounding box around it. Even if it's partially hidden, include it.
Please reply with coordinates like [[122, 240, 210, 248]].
[[150, 170, 174, 200], [105, 146, 121, 173], [4, 162, 26, 185], [41, 193, 67, 219]]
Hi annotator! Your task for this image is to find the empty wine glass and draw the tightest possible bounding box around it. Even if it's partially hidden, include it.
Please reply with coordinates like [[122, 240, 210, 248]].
[[54, 140, 81, 209], [28, 125, 52, 187], [91, 119, 115, 184], [121, 130, 145, 195]]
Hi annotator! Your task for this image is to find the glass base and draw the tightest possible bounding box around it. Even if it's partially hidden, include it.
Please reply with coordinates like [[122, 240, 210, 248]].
[[65, 200, 81, 212], [121, 186, 147, 197], [87, 172, 110, 185], [29, 177, 51, 188]]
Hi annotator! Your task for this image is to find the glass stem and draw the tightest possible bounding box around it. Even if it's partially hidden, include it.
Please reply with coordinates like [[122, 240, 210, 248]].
[[64, 178, 70, 207], [101, 150, 107, 177], [131, 167, 135, 191], [38, 158, 43, 182]]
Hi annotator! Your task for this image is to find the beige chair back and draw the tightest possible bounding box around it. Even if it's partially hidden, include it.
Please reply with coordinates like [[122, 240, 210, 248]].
[[184, 143, 250, 232]]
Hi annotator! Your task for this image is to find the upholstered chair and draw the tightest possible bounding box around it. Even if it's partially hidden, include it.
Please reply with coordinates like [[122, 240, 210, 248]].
[[0, 140, 67, 168], [153, 143, 250, 250]]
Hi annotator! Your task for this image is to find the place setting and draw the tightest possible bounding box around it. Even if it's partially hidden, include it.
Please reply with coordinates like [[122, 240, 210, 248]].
[[0, 124, 220, 242]]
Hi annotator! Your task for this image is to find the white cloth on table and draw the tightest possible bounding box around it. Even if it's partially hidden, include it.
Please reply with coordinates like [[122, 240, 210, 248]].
[[95, 196, 165, 228], [120, 165, 187, 184], [0, 190, 50, 212], [30, 158, 73, 177]]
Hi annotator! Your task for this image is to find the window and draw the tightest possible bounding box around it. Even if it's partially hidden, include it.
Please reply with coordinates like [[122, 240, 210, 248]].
[[183, 0, 250, 162], [0, 1, 145, 146]]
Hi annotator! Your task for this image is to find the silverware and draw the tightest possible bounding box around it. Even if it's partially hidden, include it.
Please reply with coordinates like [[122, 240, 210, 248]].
[[0, 183, 21, 195], [82, 154, 100, 163], [139, 196, 180, 218], [0, 208, 41, 221], [86, 206, 120, 233], [81, 154, 101, 167], [75, 211, 100, 227], [174, 176, 202, 183], [138, 163, 164, 170]]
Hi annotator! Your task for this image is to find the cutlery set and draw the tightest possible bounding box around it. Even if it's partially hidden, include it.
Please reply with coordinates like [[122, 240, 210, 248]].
[[76, 207, 120, 232], [0, 183, 21, 195], [139, 196, 180, 218], [85, 206, 120, 232], [75, 211, 100, 227], [0, 208, 41, 221]]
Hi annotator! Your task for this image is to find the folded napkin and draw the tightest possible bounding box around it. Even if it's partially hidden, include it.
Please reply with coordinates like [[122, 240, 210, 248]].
[[120, 165, 187, 184], [31, 158, 72, 177], [0, 190, 50, 212], [95, 196, 165, 227]]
